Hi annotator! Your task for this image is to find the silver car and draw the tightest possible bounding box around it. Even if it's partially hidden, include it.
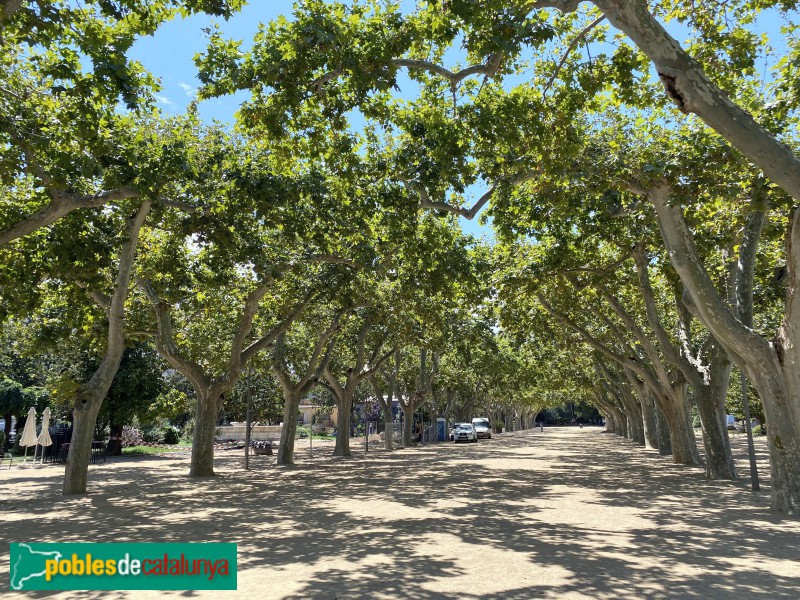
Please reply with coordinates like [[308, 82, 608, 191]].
[[471, 418, 492, 439], [452, 423, 478, 443]]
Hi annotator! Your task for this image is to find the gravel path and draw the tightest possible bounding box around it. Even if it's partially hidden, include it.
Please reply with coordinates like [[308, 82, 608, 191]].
[[2, 426, 798, 599]]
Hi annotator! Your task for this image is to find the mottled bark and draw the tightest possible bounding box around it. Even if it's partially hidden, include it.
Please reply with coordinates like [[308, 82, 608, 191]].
[[622, 369, 658, 450], [332, 378, 358, 457], [273, 319, 339, 465], [650, 186, 800, 511], [633, 245, 735, 476], [654, 404, 672, 457], [191, 388, 221, 477], [277, 390, 302, 465], [694, 347, 737, 479], [323, 317, 392, 458], [369, 358, 398, 451], [616, 386, 644, 445], [640, 389, 659, 450], [660, 384, 700, 465], [0, 187, 140, 247], [591, 0, 800, 202], [62, 201, 151, 495]]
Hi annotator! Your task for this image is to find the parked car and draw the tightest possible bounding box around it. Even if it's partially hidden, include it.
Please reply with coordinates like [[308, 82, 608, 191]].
[[471, 417, 492, 439], [452, 423, 478, 443], [726, 414, 737, 430]]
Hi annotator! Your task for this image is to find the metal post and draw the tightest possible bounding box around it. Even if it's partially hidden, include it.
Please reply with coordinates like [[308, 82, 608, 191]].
[[741, 371, 760, 491], [244, 367, 252, 470]]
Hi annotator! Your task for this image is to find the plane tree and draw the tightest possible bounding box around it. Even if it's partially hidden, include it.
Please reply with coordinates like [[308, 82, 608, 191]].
[[134, 160, 367, 476], [270, 304, 343, 465], [0, 0, 245, 244]]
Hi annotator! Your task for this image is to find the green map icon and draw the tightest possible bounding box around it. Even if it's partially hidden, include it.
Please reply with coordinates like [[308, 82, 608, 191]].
[[10, 543, 63, 590]]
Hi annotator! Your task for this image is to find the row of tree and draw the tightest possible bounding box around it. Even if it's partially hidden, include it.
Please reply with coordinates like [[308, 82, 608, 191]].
[[1, 1, 798, 512]]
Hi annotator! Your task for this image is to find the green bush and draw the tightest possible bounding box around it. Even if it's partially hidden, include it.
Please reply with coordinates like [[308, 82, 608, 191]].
[[753, 424, 766, 436], [161, 426, 180, 445], [140, 424, 161, 443]]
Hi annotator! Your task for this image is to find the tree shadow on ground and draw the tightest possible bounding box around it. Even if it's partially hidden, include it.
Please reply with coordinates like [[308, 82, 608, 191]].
[[1, 427, 798, 599]]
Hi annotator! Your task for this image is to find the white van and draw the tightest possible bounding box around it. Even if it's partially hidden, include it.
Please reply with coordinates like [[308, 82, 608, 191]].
[[726, 415, 737, 430], [471, 417, 492, 439]]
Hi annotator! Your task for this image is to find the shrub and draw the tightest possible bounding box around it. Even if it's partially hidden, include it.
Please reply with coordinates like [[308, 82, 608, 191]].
[[121, 425, 144, 447], [140, 424, 161, 443], [161, 426, 180, 445]]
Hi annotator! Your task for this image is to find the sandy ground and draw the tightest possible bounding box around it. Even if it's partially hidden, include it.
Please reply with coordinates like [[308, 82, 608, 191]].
[[1, 426, 799, 599]]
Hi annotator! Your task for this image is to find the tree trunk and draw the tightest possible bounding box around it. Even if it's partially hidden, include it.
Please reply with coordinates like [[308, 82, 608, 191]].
[[749, 367, 800, 512], [614, 409, 627, 438], [595, 390, 625, 437], [640, 390, 659, 450], [616, 389, 644, 445], [61, 201, 151, 494], [650, 188, 800, 510], [660, 387, 700, 465], [63, 392, 102, 494], [383, 409, 394, 451], [190, 389, 220, 477], [333, 379, 358, 458], [654, 404, 672, 456], [400, 400, 415, 447], [334, 396, 352, 457], [107, 423, 123, 456], [611, 412, 623, 435], [618, 370, 655, 448], [593, 0, 800, 202], [277, 390, 302, 465], [695, 352, 738, 479]]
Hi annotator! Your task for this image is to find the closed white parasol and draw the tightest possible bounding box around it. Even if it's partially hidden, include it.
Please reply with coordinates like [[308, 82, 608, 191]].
[[18, 407, 38, 464], [35, 407, 53, 464]]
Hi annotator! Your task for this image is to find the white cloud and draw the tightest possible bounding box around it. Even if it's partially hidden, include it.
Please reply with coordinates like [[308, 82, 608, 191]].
[[155, 95, 175, 106], [178, 82, 197, 98]]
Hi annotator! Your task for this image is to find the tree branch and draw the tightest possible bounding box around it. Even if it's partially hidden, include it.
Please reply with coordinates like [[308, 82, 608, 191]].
[[543, 15, 606, 97], [647, 182, 771, 366], [0, 186, 140, 246], [391, 53, 504, 86], [241, 291, 316, 364], [228, 277, 276, 376], [406, 172, 534, 220], [139, 277, 209, 391], [159, 198, 213, 216]]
